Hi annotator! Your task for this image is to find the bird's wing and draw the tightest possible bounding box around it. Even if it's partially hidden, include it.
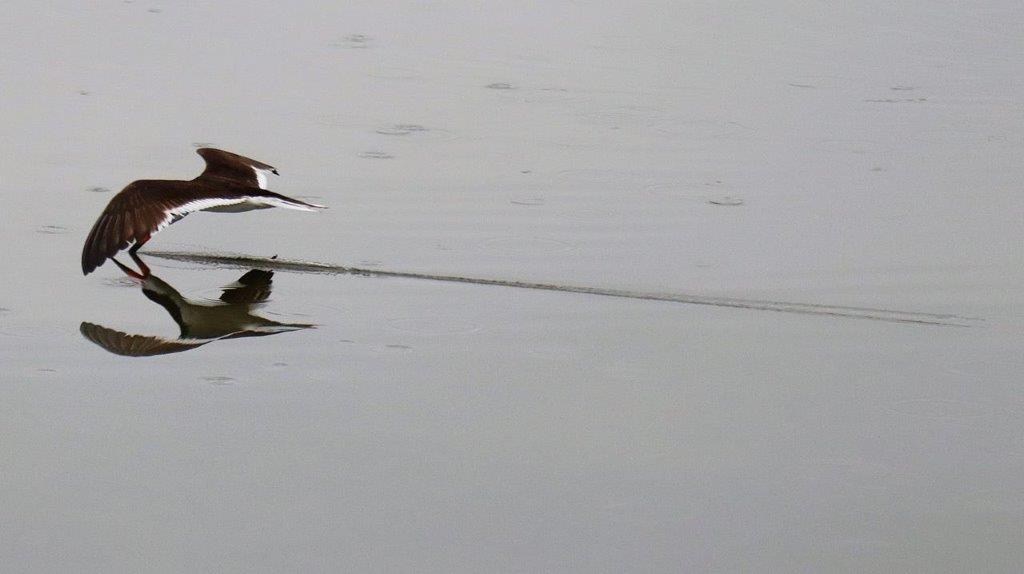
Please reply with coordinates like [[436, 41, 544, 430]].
[[81, 181, 249, 275], [220, 269, 275, 305], [80, 322, 213, 356], [194, 147, 278, 189], [193, 149, 326, 210]]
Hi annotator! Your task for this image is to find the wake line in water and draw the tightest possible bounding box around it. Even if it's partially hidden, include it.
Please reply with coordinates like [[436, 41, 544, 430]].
[[147, 251, 979, 326]]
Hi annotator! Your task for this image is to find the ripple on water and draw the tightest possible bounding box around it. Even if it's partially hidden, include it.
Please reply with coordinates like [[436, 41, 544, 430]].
[[491, 85, 580, 105], [358, 151, 395, 160], [509, 197, 545, 206], [485, 82, 516, 90], [708, 196, 745, 206], [329, 34, 372, 49], [787, 75, 852, 89], [37, 225, 70, 234], [87, 186, 111, 193], [373, 124, 456, 142], [201, 376, 235, 385], [645, 180, 738, 203], [375, 124, 428, 136], [864, 97, 928, 104]]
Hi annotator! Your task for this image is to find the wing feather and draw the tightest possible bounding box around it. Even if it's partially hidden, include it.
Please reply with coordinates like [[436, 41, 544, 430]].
[[80, 322, 211, 357], [81, 180, 257, 274], [107, 213, 123, 254], [194, 148, 277, 189]]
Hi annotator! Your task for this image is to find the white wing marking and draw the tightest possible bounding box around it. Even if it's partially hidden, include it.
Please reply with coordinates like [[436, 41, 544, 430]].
[[250, 165, 278, 190], [254, 168, 268, 189], [145, 194, 320, 244], [252, 196, 325, 211], [152, 197, 249, 234]]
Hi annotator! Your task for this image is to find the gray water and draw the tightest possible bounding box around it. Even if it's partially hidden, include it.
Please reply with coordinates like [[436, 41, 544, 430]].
[[2, 1, 1023, 572]]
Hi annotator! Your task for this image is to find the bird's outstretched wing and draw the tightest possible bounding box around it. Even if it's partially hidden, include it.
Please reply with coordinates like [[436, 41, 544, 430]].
[[194, 147, 278, 189], [80, 322, 213, 356], [80, 180, 251, 275]]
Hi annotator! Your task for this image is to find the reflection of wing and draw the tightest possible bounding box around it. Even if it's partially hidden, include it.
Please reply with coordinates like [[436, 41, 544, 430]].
[[220, 269, 274, 305], [80, 322, 212, 357]]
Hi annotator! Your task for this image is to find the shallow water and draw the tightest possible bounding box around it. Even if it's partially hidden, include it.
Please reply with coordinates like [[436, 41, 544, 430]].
[[2, 1, 1024, 572]]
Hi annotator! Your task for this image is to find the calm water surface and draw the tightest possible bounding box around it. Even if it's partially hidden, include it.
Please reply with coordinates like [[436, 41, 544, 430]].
[[2, 1, 1023, 572]]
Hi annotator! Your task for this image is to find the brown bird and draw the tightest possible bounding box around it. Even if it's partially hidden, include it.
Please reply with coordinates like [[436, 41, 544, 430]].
[[81, 148, 325, 275]]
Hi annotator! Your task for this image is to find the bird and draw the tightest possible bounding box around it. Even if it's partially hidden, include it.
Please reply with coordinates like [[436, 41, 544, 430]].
[[81, 147, 325, 275], [80, 261, 314, 356]]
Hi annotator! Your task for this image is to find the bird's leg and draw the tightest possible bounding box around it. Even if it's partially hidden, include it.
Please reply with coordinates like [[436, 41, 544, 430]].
[[129, 251, 151, 278], [111, 256, 146, 280], [129, 235, 152, 277], [129, 234, 149, 256]]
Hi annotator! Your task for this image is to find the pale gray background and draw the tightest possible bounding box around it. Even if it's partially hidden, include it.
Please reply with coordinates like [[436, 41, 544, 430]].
[[1, 1, 1022, 572]]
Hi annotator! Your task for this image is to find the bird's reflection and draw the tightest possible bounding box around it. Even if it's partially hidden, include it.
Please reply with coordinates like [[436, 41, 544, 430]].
[[81, 256, 314, 356]]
